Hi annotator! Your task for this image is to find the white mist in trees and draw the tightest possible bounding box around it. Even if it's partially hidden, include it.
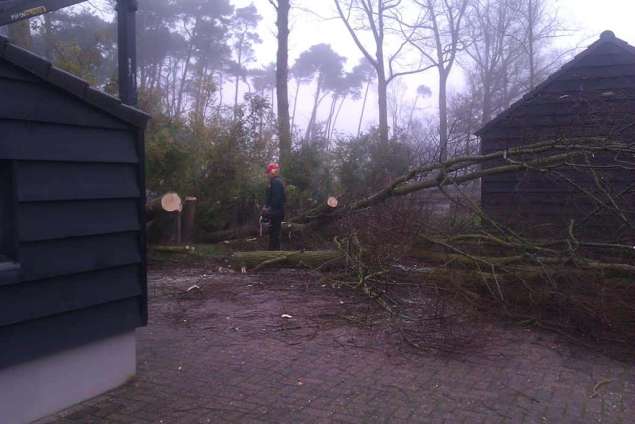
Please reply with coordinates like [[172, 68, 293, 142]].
[[325, 68, 366, 141], [463, 0, 519, 123], [334, 0, 432, 144], [250, 63, 276, 103], [136, 0, 178, 96], [173, 0, 234, 119], [292, 44, 346, 141], [401, 0, 469, 161], [229, 4, 263, 114], [462, 0, 564, 124], [31, 10, 116, 86], [513, 0, 563, 90], [290, 63, 313, 131]]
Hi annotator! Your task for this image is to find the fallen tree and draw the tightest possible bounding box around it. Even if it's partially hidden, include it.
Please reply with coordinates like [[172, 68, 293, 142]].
[[201, 137, 626, 243]]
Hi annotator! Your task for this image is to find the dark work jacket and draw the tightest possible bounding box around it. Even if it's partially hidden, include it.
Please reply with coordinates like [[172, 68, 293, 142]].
[[265, 176, 286, 220]]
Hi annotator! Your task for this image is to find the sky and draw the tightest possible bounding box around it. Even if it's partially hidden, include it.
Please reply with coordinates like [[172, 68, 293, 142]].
[[79, 0, 635, 135], [233, 0, 635, 135]]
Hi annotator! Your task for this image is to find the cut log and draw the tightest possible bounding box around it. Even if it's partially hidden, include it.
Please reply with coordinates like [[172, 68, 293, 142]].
[[146, 192, 183, 244], [145, 192, 182, 222], [181, 196, 198, 243], [231, 250, 343, 270]]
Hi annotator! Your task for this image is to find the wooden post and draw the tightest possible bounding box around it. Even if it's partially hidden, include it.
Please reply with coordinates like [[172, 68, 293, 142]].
[[181, 196, 198, 244]]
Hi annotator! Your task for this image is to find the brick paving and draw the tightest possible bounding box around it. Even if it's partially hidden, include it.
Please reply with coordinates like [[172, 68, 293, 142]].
[[36, 265, 634, 424]]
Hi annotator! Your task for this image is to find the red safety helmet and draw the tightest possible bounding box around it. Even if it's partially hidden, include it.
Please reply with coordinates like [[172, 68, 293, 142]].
[[266, 163, 280, 175]]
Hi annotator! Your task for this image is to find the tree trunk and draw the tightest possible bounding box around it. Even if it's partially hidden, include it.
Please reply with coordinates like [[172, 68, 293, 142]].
[[357, 80, 371, 137], [181, 196, 198, 243], [481, 78, 493, 124], [176, 24, 197, 118], [377, 69, 389, 143], [325, 95, 338, 141], [330, 97, 346, 141], [275, 0, 292, 169], [305, 75, 323, 140], [291, 80, 301, 130], [234, 36, 244, 117], [438, 72, 449, 162], [407, 95, 419, 134]]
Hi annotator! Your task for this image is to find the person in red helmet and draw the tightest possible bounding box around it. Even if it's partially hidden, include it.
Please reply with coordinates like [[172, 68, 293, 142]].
[[262, 163, 286, 250]]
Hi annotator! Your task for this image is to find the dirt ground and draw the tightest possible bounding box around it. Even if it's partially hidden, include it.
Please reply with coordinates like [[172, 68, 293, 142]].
[[37, 257, 634, 423]]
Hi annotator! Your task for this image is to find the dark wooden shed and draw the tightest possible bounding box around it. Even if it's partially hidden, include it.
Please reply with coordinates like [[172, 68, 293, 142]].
[[0, 35, 149, 423], [476, 31, 635, 243]]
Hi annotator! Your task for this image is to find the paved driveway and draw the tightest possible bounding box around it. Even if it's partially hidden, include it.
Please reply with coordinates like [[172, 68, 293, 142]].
[[37, 265, 634, 423]]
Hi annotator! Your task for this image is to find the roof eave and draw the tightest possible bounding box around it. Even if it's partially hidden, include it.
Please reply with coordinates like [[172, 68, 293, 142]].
[[0, 36, 150, 128]]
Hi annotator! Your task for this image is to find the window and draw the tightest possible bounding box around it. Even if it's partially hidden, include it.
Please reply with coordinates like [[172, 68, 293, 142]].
[[0, 160, 19, 285]]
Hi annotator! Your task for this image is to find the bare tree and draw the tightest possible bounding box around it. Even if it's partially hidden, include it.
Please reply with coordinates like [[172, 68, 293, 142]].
[[461, 0, 565, 124], [463, 0, 520, 123], [512, 0, 562, 90], [334, 0, 432, 143], [402, 0, 469, 161]]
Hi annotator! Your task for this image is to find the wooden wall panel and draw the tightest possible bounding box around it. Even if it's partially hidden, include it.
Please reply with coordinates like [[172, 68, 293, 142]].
[[18, 199, 140, 242], [19, 232, 141, 281], [0, 265, 141, 326], [0, 121, 138, 163], [0, 52, 148, 370], [15, 161, 140, 201], [0, 298, 142, 368]]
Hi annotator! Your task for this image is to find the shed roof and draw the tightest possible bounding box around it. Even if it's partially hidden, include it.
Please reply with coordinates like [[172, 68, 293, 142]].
[[0, 35, 150, 128], [475, 30, 635, 136]]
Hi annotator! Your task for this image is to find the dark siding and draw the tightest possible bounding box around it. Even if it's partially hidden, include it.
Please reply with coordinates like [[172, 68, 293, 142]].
[[19, 232, 141, 281], [0, 57, 147, 368], [0, 161, 16, 259], [0, 265, 141, 326], [15, 161, 140, 201], [0, 121, 138, 163], [0, 298, 142, 369], [479, 40, 635, 242], [18, 199, 140, 242]]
